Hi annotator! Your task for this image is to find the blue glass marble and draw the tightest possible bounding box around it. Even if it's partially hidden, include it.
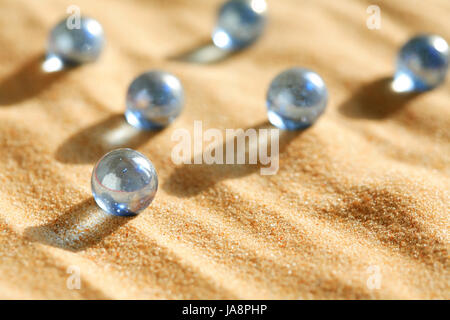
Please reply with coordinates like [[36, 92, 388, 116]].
[[91, 148, 158, 216], [47, 16, 105, 65], [266, 68, 328, 130], [125, 71, 184, 130], [212, 0, 267, 51], [395, 34, 449, 92]]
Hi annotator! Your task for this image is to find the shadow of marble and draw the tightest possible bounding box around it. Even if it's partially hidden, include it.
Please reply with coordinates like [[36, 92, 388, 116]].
[[163, 121, 301, 197], [55, 114, 160, 164], [169, 39, 236, 64], [24, 198, 131, 252], [339, 77, 420, 120], [0, 54, 75, 106]]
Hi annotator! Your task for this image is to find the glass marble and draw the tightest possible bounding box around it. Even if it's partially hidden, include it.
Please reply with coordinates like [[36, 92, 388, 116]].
[[395, 34, 449, 92], [212, 0, 267, 51], [125, 71, 184, 130], [47, 16, 105, 65], [91, 148, 158, 216], [266, 68, 328, 130]]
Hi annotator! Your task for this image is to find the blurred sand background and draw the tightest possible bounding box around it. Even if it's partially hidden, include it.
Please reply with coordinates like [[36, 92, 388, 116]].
[[0, 0, 448, 299]]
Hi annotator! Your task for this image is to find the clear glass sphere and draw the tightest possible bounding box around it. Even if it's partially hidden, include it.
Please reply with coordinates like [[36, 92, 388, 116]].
[[125, 71, 184, 130], [91, 148, 158, 216], [212, 0, 267, 51], [266, 68, 328, 130], [47, 16, 105, 64], [395, 34, 449, 92]]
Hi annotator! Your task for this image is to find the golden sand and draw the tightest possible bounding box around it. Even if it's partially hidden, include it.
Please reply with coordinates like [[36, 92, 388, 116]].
[[0, 0, 448, 299]]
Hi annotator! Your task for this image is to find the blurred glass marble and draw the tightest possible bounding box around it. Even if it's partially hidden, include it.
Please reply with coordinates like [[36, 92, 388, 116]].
[[125, 71, 184, 130], [91, 148, 158, 216], [213, 0, 267, 51], [267, 68, 328, 130], [393, 34, 449, 92], [47, 16, 105, 66]]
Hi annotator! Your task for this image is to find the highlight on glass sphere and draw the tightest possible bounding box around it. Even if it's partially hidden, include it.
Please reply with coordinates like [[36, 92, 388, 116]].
[[212, 0, 268, 51], [392, 34, 449, 93], [46, 16, 105, 66], [91, 148, 158, 216], [266, 67, 328, 131], [125, 71, 184, 130]]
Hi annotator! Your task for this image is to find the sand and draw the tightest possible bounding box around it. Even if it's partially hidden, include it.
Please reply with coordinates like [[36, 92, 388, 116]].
[[0, 0, 448, 299]]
